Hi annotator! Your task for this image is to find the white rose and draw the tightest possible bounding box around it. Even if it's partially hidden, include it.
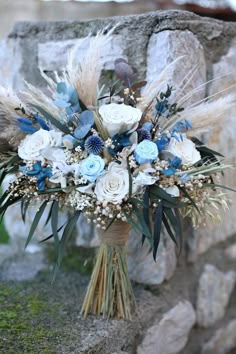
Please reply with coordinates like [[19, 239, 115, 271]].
[[95, 162, 129, 204], [99, 103, 142, 137], [166, 134, 201, 166], [18, 129, 63, 161]]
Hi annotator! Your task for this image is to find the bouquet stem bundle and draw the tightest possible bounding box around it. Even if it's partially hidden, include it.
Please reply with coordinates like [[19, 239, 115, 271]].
[[81, 221, 136, 319]]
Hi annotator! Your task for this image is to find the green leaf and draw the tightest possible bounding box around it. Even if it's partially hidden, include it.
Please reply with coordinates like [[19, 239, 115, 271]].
[[202, 183, 236, 192], [163, 207, 182, 253], [162, 213, 177, 245], [150, 186, 179, 206], [153, 202, 163, 261], [142, 187, 150, 245], [133, 206, 153, 248], [126, 157, 132, 198], [58, 211, 81, 267], [196, 145, 224, 158], [174, 208, 183, 254], [25, 201, 48, 249], [179, 186, 200, 213], [32, 105, 71, 135]]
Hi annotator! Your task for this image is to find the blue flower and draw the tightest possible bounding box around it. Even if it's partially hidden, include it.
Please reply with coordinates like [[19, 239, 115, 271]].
[[108, 131, 131, 156], [156, 136, 170, 151], [171, 156, 182, 169], [84, 135, 104, 155], [80, 155, 105, 182], [162, 156, 182, 176], [172, 120, 192, 133], [134, 140, 158, 165], [21, 162, 52, 191]]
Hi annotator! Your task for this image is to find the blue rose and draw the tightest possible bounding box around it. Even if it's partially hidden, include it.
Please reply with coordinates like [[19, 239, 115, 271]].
[[134, 139, 158, 165], [80, 154, 105, 182]]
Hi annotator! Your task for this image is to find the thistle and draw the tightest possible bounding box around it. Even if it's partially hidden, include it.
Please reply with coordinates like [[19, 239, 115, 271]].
[[84, 135, 105, 155], [137, 128, 151, 143]]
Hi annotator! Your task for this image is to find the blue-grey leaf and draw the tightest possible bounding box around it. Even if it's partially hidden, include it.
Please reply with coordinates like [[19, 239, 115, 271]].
[[54, 100, 71, 108], [78, 110, 94, 126], [74, 124, 91, 139], [57, 82, 67, 94]]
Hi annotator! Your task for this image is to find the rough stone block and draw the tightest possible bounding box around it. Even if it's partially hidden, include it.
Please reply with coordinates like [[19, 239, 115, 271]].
[[137, 301, 196, 354], [191, 39, 236, 257], [127, 230, 176, 285], [225, 243, 236, 261], [38, 35, 127, 72], [197, 264, 235, 327], [146, 30, 206, 105], [201, 319, 236, 354]]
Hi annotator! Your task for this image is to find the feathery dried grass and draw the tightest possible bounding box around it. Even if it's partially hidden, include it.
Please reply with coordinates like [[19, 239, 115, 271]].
[[66, 28, 114, 110], [0, 86, 26, 150], [22, 81, 62, 121], [137, 56, 185, 112]]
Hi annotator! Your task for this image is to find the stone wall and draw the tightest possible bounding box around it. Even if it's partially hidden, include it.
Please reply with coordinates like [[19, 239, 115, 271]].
[[1, 10, 236, 354]]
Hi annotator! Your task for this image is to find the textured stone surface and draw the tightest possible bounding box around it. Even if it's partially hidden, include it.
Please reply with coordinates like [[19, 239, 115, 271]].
[[127, 230, 176, 285], [146, 30, 206, 105], [0, 39, 23, 88], [201, 319, 236, 354], [225, 243, 236, 261], [38, 35, 127, 72], [191, 39, 236, 258], [137, 301, 196, 354], [197, 264, 235, 327]]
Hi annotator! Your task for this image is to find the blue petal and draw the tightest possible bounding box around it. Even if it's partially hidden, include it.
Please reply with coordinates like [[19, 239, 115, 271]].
[[17, 117, 33, 125], [142, 122, 153, 131], [163, 167, 176, 176], [19, 123, 37, 134], [35, 115, 50, 131]]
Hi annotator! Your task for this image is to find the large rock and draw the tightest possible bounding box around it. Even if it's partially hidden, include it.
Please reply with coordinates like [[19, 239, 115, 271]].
[[127, 230, 176, 285], [197, 264, 235, 327], [146, 30, 206, 104], [38, 35, 127, 72], [201, 319, 236, 354], [191, 39, 236, 257], [225, 243, 236, 261], [137, 301, 196, 354]]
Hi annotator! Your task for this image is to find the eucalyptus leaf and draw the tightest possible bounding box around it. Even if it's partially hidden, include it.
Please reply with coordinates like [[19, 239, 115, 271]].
[[25, 201, 48, 249], [153, 202, 163, 261]]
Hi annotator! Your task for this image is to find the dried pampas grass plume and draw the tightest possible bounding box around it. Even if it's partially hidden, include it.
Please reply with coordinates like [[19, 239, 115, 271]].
[[22, 81, 62, 122], [66, 27, 115, 110], [0, 86, 26, 151]]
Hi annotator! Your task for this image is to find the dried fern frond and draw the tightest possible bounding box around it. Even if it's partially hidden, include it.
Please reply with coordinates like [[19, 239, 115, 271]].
[[66, 27, 115, 110]]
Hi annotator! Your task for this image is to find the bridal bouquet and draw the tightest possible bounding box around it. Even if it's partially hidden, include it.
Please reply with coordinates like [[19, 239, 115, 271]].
[[0, 29, 234, 319]]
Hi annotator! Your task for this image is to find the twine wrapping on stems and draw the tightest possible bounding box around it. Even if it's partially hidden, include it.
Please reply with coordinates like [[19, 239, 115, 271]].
[[97, 221, 131, 246], [81, 220, 136, 320]]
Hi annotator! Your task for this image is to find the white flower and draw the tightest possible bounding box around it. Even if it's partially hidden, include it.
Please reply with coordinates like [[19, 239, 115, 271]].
[[165, 185, 180, 197], [41, 147, 65, 162], [95, 162, 129, 204], [134, 171, 158, 186], [166, 134, 201, 166], [18, 129, 63, 161], [49, 161, 74, 188], [99, 103, 142, 137]]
